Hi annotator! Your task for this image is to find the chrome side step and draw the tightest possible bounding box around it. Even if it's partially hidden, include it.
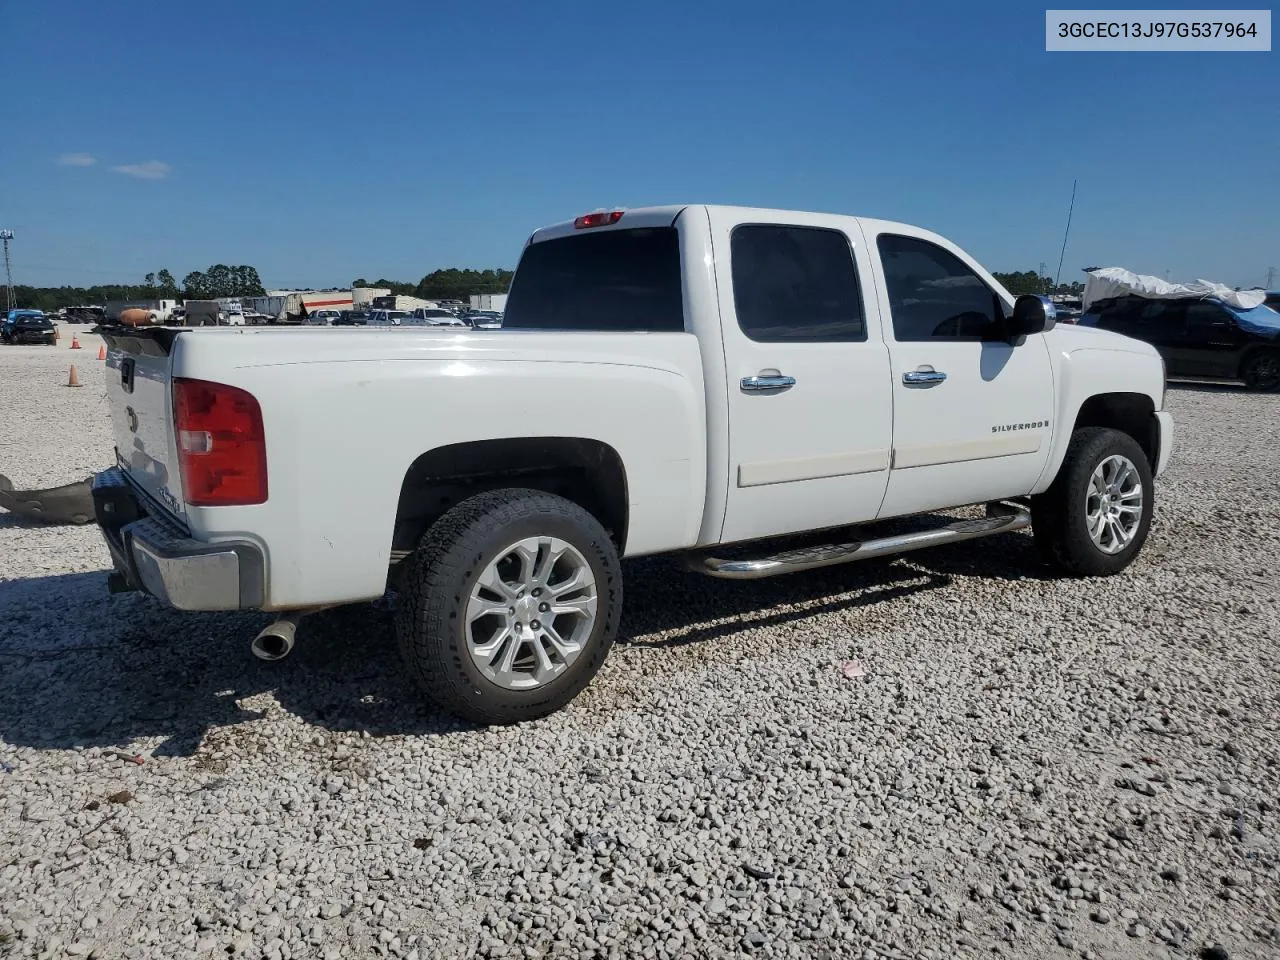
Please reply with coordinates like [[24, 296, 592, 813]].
[[688, 504, 1031, 580]]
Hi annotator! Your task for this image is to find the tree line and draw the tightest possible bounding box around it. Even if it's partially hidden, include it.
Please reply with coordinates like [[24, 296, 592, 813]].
[[12, 264, 267, 312], [13, 265, 515, 313], [353, 268, 514, 302], [991, 271, 1086, 297]]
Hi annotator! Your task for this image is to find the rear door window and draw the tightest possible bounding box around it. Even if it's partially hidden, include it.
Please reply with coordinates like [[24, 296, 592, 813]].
[[504, 228, 684, 332], [729, 225, 865, 342]]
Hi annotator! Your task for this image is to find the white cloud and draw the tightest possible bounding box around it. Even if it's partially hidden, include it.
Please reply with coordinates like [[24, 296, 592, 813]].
[[56, 153, 97, 167], [110, 160, 172, 180]]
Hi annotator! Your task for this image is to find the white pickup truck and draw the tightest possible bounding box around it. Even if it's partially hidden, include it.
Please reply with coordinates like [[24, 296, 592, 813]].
[[92, 205, 1174, 723]]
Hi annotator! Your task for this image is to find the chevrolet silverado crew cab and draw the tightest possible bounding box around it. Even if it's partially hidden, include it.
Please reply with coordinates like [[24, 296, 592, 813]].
[[92, 205, 1174, 724]]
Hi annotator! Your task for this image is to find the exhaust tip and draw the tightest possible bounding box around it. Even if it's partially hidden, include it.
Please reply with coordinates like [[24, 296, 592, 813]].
[[251, 619, 296, 661]]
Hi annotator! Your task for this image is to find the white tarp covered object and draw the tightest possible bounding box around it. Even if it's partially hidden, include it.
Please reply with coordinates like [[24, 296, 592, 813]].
[[1082, 267, 1267, 312]]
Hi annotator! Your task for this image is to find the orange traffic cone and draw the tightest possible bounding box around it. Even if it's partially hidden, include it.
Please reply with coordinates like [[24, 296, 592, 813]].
[[67, 364, 82, 387], [70, 335, 82, 350], [97, 344, 106, 361]]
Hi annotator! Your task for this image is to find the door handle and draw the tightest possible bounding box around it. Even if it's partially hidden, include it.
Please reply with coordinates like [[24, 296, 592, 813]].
[[903, 369, 947, 384], [741, 374, 796, 392]]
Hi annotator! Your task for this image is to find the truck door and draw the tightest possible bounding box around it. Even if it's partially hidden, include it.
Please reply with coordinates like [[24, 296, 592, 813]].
[[709, 210, 894, 544], [863, 227, 1055, 518]]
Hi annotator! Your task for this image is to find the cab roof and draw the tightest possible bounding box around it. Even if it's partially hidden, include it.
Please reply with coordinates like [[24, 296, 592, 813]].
[[527, 204, 936, 246]]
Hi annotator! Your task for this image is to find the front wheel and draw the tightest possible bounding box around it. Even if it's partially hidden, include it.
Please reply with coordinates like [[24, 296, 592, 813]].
[[394, 488, 623, 724], [1031, 427, 1154, 577], [1241, 351, 1280, 392]]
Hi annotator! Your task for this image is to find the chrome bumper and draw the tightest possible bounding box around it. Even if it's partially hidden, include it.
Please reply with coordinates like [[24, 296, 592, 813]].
[[91, 468, 265, 611], [1153, 411, 1174, 477]]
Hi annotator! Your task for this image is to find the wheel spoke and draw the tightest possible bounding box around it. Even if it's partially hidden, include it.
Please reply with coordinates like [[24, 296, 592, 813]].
[[476, 566, 516, 601], [551, 595, 596, 618], [467, 595, 509, 622], [472, 625, 513, 661], [1087, 510, 1105, 540], [542, 622, 581, 658], [549, 568, 588, 599], [496, 630, 522, 677], [511, 541, 542, 589], [532, 540, 567, 588], [530, 634, 556, 677]]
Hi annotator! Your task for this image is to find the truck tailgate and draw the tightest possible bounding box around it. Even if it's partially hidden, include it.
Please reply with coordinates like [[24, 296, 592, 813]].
[[103, 327, 187, 522]]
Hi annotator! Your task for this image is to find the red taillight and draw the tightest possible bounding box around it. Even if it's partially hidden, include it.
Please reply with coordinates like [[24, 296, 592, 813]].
[[172, 378, 267, 506], [574, 210, 625, 229]]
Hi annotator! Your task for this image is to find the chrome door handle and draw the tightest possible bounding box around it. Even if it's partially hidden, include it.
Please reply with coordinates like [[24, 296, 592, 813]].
[[903, 369, 947, 384], [741, 374, 796, 392]]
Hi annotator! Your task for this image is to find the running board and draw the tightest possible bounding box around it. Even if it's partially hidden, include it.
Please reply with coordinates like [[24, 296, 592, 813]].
[[688, 504, 1031, 580]]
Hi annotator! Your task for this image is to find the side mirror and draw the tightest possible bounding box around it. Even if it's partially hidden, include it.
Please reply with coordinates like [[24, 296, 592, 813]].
[[1009, 295, 1056, 338]]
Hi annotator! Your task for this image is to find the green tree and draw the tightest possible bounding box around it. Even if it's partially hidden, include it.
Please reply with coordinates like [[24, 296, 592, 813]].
[[157, 269, 178, 295], [415, 267, 513, 301], [352, 278, 368, 288], [234, 265, 266, 297], [992, 270, 1055, 296], [183, 271, 210, 298], [144, 272, 157, 288]]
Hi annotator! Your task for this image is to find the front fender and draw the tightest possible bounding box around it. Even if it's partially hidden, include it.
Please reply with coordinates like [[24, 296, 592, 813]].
[[1031, 345, 1165, 495]]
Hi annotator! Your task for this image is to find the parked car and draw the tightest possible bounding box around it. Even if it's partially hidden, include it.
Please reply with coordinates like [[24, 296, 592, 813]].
[[1053, 297, 1083, 324], [410, 307, 468, 326], [334, 310, 366, 326], [307, 310, 343, 326], [466, 310, 504, 329], [2, 310, 57, 345], [1079, 294, 1280, 391], [91, 204, 1173, 725], [367, 309, 412, 326]]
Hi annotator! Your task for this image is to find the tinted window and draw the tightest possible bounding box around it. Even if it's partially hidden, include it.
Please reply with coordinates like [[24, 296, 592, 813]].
[[1090, 298, 1143, 333], [1183, 301, 1230, 338], [504, 227, 684, 332], [877, 234, 1004, 341], [729, 225, 865, 342]]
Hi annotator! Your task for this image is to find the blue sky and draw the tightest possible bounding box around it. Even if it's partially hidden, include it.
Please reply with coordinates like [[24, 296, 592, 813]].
[[3, 1, 1277, 290]]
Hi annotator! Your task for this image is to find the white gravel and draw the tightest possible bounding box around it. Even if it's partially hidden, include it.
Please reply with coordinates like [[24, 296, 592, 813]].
[[2, 334, 1278, 960]]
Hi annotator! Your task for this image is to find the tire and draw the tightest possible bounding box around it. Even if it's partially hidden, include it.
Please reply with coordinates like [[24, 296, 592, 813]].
[[1241, 351, 1280, 392], [45, 336, 56, 346], [394, 488, 623, 724], [1031, 427, 1154, 577]]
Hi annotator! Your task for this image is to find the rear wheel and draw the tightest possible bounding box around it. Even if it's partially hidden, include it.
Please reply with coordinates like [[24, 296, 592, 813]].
[[1241, 351, 1280, 392], [394, 488, 622, 724], [1031, 427, 1154, 577]]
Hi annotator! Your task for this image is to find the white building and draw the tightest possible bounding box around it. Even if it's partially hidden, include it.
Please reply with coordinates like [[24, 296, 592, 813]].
[[353, 287, 391, 307]]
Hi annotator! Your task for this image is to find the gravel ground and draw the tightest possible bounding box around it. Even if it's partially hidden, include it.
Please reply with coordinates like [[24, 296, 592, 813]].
[[1, 334, 1278, 960]]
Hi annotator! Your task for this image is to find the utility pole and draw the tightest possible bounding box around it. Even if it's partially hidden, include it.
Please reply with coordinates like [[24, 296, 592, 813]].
[[1039, 261, 1048, 294], [1266, 266, 1276, 290], [1, 230, 14, 313]]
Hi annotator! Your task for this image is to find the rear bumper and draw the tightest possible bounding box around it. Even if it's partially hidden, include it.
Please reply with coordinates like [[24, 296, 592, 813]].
[[1153, 411, 1174, 477], [92, 468, 265, 611]]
